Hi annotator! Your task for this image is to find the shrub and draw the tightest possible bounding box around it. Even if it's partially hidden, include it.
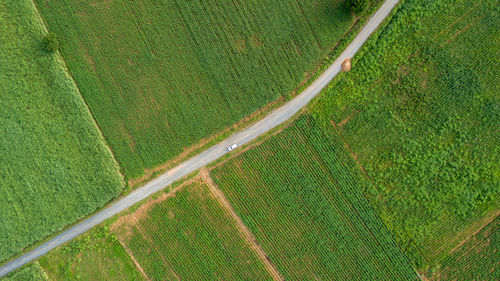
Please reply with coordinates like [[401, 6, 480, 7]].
[[346, 0, 369, 13], [42, 32, 59, 53]]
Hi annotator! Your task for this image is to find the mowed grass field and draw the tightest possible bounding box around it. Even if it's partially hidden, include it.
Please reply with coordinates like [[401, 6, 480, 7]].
[[33, 0, 357, 178], [39, 226, 145, 281], [2, 262, 48, 281], [312, 0, 500, 268], [211, 116, 417, 280], [0, 0, 123, 263], [111, 180, 273, 281]]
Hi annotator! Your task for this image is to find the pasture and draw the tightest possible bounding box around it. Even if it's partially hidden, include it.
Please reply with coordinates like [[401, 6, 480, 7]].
[[0, 0, 123, 263], [33, 0, 357, 178], [111, 180, 273, 281], [211, 115, 417, 280], [312, 0, 500, 268]]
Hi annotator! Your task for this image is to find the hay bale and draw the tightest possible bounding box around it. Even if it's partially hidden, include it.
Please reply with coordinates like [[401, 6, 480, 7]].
[[342, 58, 351, 72]]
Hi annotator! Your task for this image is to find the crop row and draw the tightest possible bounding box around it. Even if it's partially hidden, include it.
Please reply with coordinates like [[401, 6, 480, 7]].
[[211, 115, 417, 280], [311, 0, 500, 268], [34, 0, 355, 178], [0, 0, 123, 263], [113, 181, 272, 281]]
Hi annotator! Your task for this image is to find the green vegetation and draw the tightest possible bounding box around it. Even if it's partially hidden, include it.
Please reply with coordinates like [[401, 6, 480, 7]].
[[2, 262, 48, 281], [211, 116, 417, 280], [41, 32, 59, 53], [347, 0, 370, 13], [112, 180, 273, 281], [0, 0, 123, 263], [429, 216, 499, 280], [33, 0, 358, 178], [39, 226, 145, 281], [312, 0, 500, 268]]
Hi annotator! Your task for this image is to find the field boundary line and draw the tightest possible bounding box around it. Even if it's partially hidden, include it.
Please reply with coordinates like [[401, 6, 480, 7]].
[[200, 168, 285, 281], [116, 239, 151, 281], [448, 210, 500, 255], [0, 0, 400, 276], [28, 0, 125, 182]]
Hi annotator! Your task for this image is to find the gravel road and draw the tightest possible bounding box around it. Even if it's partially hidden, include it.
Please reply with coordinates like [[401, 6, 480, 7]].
[[0, 0, 399, 276]]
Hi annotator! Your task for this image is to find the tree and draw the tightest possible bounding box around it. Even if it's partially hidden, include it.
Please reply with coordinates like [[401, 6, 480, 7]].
[[346, 0, 369, 13], [42, 32, 59, 53]]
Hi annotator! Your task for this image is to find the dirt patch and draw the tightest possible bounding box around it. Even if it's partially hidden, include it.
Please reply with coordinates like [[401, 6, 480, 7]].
[[76, 11, 87, 20], [393, 65, 411, 84], [82, 50, 96, 73], [91, 0, 114, 7], [200, 168, 284, 281], [235, 37, 247, 52], [70, 252, 84, 274], [118, 123, 137, 153], [249, 35, 262, 48]]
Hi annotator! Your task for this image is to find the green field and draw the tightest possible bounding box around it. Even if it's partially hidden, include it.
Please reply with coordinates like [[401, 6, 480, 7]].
[[112, 180, 273, 281], [33, 0, 359, 178], [0, 0, 123, 263], [39, 226, 145, 281], [312, 0, 500, 267], [2, 262, 48, 281], [429, 216, 499, 280], [211, 116, 417, 280]]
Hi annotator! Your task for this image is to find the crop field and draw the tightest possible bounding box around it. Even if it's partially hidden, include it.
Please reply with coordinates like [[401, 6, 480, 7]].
[[211, 116, 417, 280], [111, 180, 273, 281], [312, 0, 500, 268], [2, 262, 48, 281], [0, 0, 123, 263], [429, 216, 499, 280], [39, 226, 145, 281], [33, 0, 358, 178]]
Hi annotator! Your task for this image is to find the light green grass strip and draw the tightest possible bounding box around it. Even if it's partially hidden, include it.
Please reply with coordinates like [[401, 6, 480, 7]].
[[0, 0, 124, 263]]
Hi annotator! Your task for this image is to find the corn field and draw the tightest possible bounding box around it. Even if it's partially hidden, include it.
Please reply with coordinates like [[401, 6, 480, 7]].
[[211, 115, 418, 280], [34, 0, 356, 178]]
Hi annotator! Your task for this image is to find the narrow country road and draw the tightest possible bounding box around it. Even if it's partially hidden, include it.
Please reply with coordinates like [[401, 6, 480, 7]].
[[0, 0, 399, 277]]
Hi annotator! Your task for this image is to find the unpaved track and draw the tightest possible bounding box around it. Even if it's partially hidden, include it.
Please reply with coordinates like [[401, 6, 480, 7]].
[[200, 168, 285, 281], [0, 0, 399, 276]]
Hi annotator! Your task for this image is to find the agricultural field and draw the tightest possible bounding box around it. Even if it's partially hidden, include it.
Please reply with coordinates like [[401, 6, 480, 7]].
[[312, 0, 500, 268], [0, 0, 123, 263], [2, 262, 48, 281], [39, 226, 145, 281], [429, 216, 499, 280], [211, 116, 418, 280], [33, 0, 361, 179], [111, 180, 273, 281]]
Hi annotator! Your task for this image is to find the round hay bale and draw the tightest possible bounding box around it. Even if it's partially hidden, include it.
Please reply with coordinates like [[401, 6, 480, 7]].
[[342, 58, 351, 72]]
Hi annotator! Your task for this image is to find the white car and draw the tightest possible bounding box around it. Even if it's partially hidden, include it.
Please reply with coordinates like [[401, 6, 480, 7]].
[[227, 144, 238, 151]]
